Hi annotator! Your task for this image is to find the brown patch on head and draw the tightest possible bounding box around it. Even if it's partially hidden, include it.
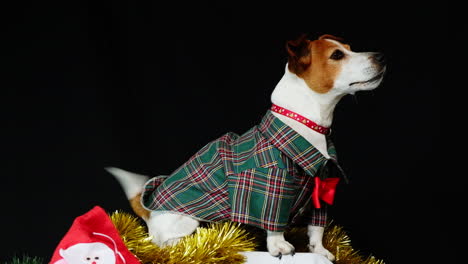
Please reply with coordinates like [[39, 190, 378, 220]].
[[286, 34, 351, 93], [130, 193, 150, 220]]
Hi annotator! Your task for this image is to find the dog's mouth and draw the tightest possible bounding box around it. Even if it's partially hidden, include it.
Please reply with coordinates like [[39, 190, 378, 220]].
[[350, 70, 385, 86]]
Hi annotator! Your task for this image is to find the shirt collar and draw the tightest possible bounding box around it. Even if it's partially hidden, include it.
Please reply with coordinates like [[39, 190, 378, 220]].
[[259, 110, 346, 181]]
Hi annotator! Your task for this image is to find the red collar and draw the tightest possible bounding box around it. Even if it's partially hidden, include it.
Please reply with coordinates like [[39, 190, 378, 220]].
[[271, 104, 331, 135]]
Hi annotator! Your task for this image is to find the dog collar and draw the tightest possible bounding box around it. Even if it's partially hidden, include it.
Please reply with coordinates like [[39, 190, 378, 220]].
[[271, 104, 331, 135]]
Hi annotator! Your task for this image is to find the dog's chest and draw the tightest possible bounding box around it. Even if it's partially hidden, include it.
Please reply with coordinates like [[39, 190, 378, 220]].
[[272, 113, 330, 159]]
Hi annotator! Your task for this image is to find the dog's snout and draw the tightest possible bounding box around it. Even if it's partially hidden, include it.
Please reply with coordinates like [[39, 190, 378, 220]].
[[372, 52, 386, 65]]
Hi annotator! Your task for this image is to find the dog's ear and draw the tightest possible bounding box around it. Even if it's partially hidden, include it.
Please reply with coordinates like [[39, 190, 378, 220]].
[[286, 34, 312, 75], [286, 34, 310, 57]]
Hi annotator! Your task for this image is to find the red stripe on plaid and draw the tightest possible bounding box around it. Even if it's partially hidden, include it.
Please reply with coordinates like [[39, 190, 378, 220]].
[[141, 111, 342, 231]]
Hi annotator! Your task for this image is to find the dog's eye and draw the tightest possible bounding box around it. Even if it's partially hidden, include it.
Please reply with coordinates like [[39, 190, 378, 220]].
[[330, 50, 345, 60]]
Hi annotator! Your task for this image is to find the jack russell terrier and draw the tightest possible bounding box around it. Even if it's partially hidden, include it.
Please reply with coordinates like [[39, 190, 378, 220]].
[[106, 34, 386, 261]]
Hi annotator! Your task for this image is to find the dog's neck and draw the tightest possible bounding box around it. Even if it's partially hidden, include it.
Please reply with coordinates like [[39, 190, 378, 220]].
[[270, 66, 345, 158]]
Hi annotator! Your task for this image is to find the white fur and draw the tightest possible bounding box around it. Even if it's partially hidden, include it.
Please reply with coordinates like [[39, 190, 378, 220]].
[[108, 41, 385, 261], [308, 226, 335, 261], [146, 211, 199, 246], [271, 68, 344, 159], [105, 167, 148, 199], [106, 167, 199, 246], [266, 231, 295, 256], [327, 39, 385, 94]]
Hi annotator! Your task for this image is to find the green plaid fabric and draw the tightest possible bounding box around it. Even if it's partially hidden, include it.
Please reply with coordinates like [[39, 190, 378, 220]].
[[141, 110, 344, 231]]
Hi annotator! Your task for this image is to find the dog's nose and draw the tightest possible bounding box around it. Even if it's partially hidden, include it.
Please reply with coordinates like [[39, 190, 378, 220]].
[[372, 52, 386, 65]]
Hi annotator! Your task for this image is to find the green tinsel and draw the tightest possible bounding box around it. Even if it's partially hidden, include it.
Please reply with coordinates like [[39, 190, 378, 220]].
[[3, 256, 43, 264]]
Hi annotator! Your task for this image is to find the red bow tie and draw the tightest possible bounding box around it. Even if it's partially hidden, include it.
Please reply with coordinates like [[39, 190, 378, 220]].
[[312, 177, 340, 208]]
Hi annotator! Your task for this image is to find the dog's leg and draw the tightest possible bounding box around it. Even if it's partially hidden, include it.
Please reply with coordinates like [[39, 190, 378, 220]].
[[266, 231, 295, 257], [308, 225, 335, 261], [147, 212, 199, 246]]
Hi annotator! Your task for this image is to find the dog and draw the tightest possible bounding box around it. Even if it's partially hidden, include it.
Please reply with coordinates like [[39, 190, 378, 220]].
[[106, 34, 386, 261]]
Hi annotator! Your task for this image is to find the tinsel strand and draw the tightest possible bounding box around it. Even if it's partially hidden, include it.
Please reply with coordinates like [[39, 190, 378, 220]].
[[110, 211, 384, 264], [4, 211, 384, 264], [3, 256, 43, 264], [110, 211, 255, 264]]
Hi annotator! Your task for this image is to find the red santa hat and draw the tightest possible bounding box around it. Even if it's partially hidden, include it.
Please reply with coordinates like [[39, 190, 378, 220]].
[[50, 206, 140, 264]]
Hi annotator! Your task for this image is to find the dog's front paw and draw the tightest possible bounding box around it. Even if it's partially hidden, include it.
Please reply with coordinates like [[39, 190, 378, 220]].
[[308, 243, 335, 261], [266, 232, 295, 257]]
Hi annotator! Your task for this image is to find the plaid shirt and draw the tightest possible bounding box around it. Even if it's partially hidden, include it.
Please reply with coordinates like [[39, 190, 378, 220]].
[[141, 110, 345, 232]]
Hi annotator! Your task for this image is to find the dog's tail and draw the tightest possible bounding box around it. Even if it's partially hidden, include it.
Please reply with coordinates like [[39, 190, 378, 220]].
[[105, 167, 151, 221]]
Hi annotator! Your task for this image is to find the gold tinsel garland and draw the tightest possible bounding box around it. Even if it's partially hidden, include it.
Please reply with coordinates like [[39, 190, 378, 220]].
[[110, 211, 255, 264], [110, 211, 384, 264]]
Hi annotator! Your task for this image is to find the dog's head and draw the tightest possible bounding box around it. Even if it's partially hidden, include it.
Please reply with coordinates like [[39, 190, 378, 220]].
[[286, 34, 386, 95]]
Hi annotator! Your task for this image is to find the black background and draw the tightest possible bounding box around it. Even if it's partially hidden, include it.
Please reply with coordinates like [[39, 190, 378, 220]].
[[2, 2, 452, 263]]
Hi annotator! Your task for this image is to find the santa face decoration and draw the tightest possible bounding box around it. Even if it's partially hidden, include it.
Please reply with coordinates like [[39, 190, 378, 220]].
[[56, 242, 116, 264], [50, 206, 140, 264]]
